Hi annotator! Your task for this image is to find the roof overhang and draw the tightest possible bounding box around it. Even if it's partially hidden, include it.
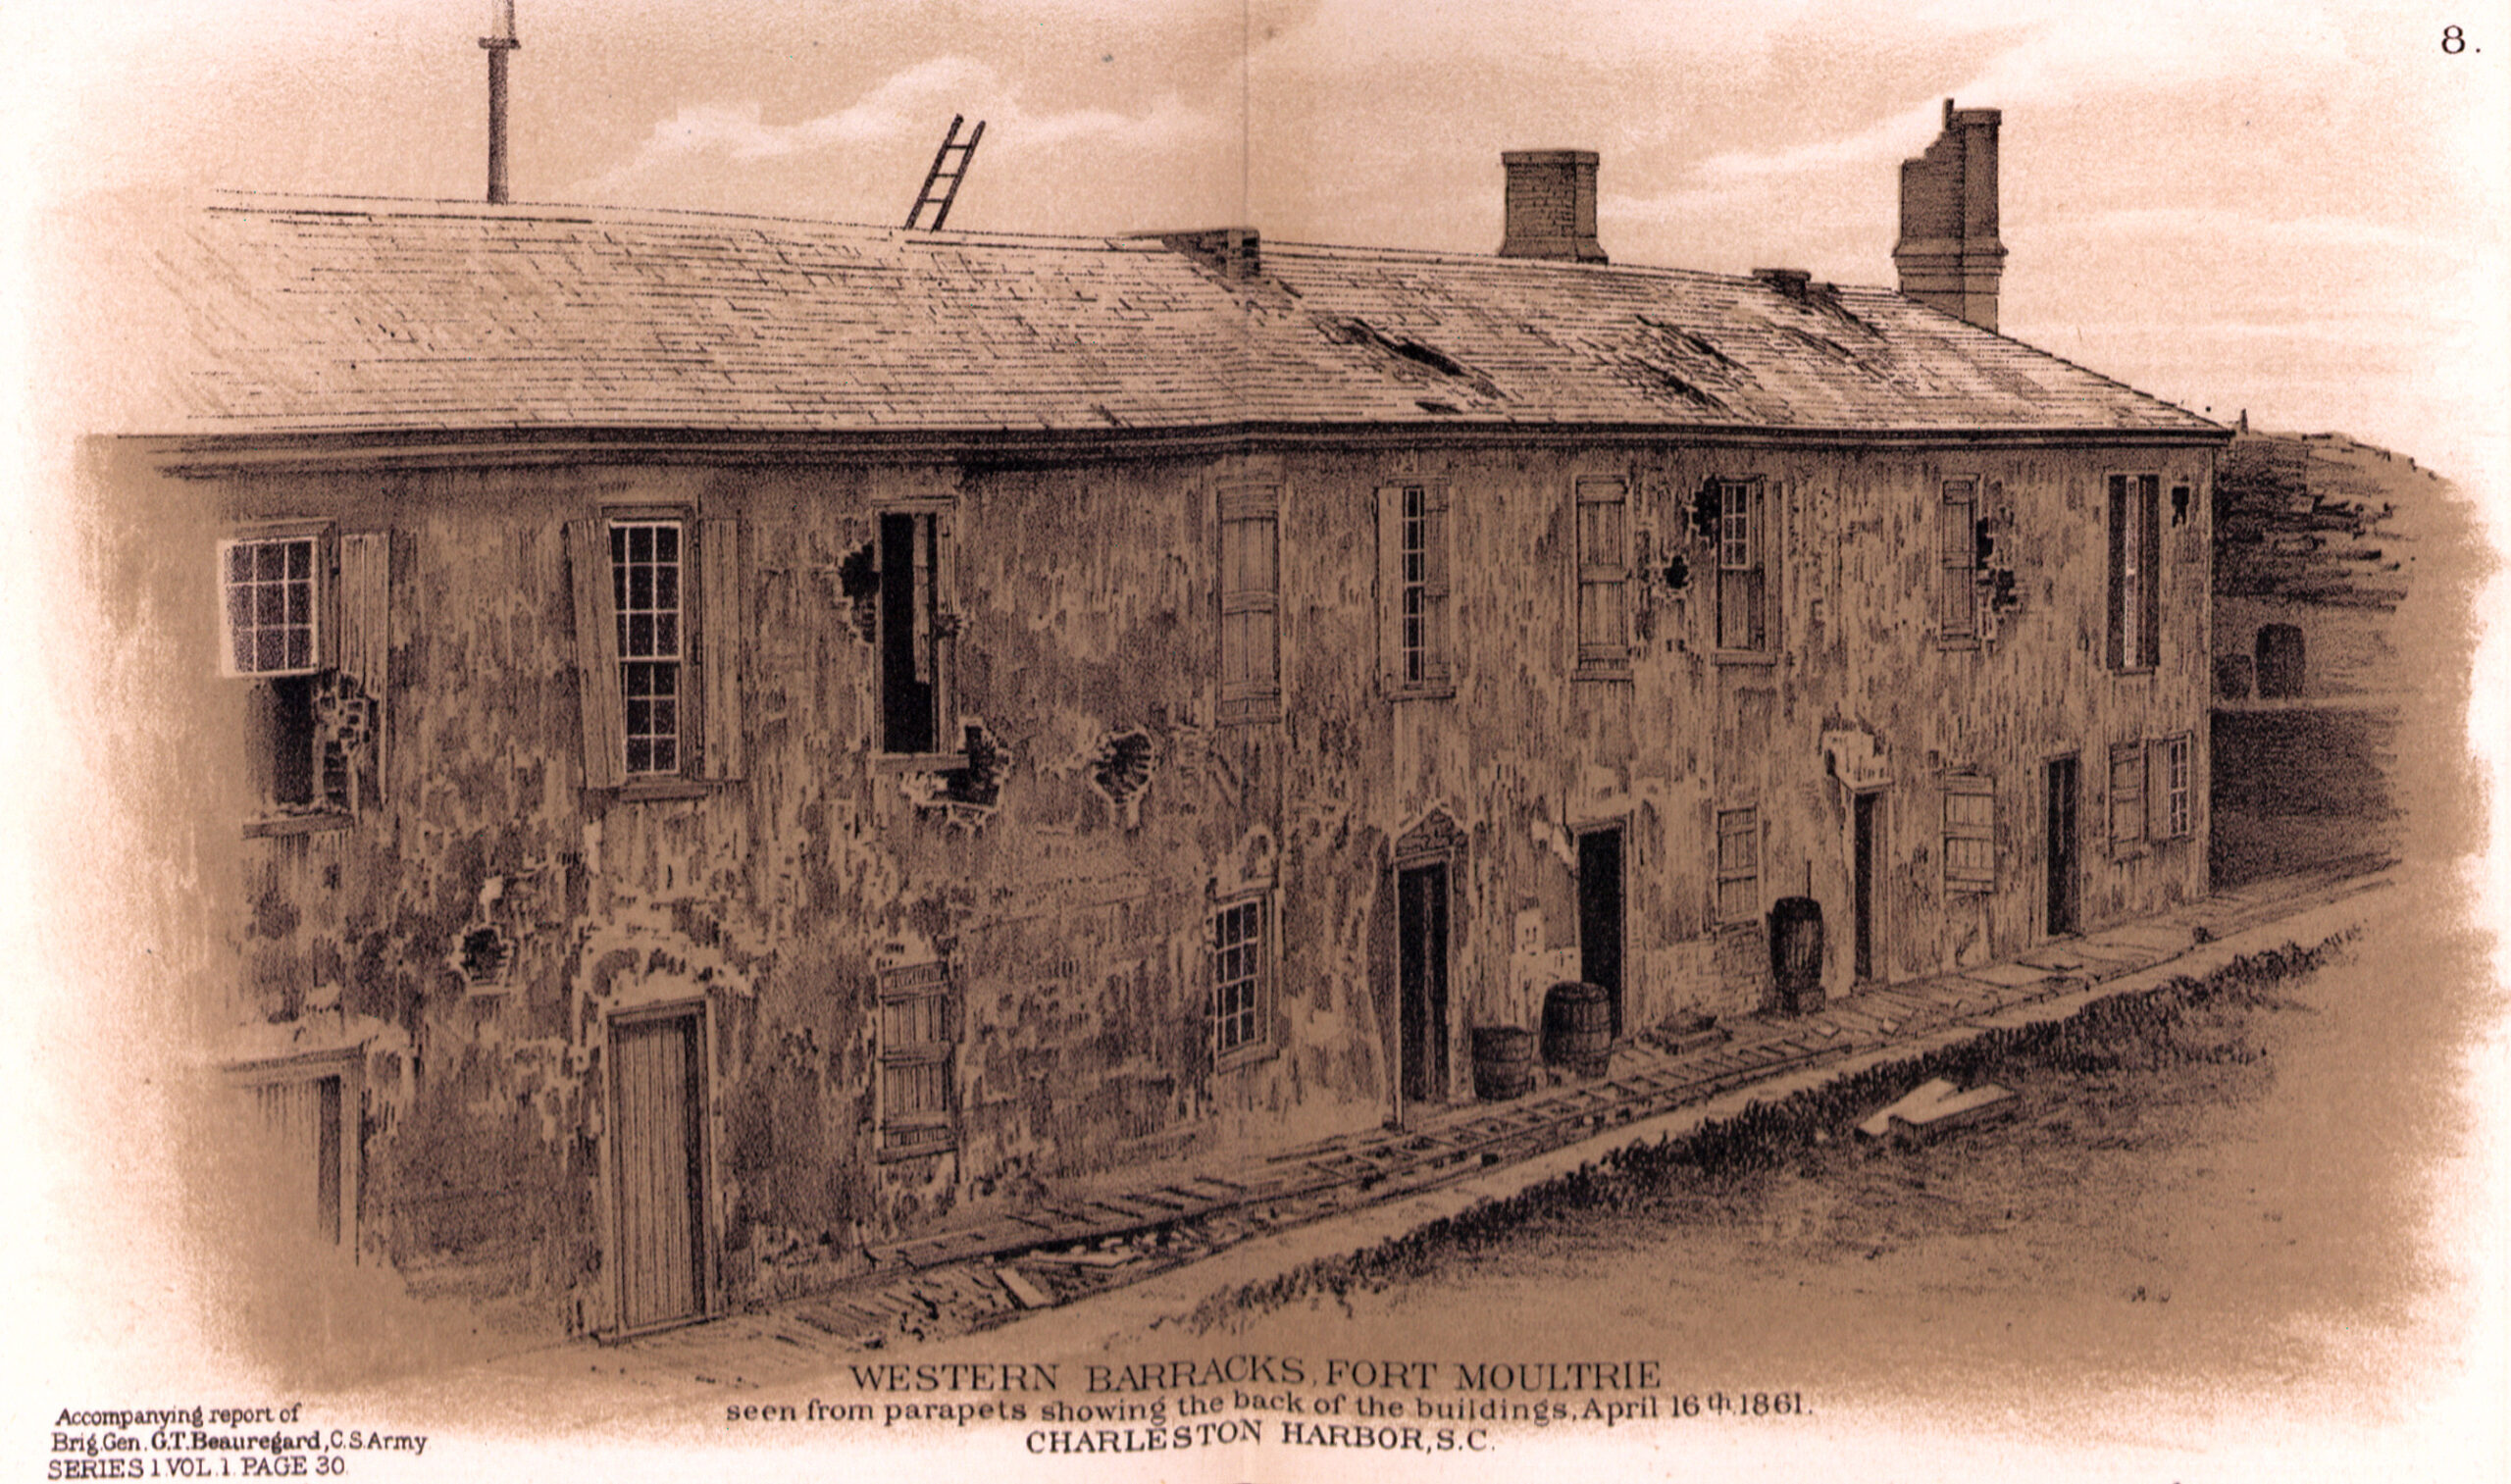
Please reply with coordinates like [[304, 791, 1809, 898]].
[[117, 418, 2233, 479]]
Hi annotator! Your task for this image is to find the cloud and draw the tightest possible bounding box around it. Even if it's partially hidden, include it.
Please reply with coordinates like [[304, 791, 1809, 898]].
[[572, 55, 1220, 202]]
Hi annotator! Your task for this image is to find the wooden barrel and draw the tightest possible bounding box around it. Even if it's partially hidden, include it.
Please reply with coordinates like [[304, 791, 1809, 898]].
[[1470, 1026, 1535, 1100], [1541, 981, 1614, 1078], [1768, 896, 1824, 1016]]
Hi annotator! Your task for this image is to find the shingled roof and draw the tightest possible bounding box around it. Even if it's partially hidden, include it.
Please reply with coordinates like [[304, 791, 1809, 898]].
[[146, 194, 2219, 440]]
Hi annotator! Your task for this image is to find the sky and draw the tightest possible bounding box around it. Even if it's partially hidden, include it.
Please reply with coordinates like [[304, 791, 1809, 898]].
[[4, 0, 2506, 486]]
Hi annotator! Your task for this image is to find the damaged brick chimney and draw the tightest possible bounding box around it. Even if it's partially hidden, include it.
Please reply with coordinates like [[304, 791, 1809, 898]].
[[1498, 151, 1608, 264], [1893, 100, 2006, 331]]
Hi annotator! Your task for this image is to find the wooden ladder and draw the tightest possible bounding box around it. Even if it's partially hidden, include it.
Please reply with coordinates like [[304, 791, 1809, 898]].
[[904, 115, 986, 230]]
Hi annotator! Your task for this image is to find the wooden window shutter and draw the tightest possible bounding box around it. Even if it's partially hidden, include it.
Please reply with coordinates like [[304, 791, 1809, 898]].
[[2105, 476, 2127, 670], [2138, 475, 2163, 669], [1375, 484, 1403, 691], [334, 531, 391, 788], [698, 516, 743, 781], [567, 519, 627, 791]]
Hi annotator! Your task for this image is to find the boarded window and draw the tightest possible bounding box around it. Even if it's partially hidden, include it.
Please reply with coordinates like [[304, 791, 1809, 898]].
[[1574, 476, 1630, 670], [1213, 896, 1270, 1060], [1716, 806, 1761, 924], [2107, 474, 2162, 671], [1943, 774, 1994, 890], [1377, 482, 1452, 694], [1940, 479, 1978, 640], [1219, 485, 1281, 721], [2152, 734, 2193, 840], [2109, 742, 2147, 849], [878, 961, 957, 1157], [1716, 478, 1768, 652]]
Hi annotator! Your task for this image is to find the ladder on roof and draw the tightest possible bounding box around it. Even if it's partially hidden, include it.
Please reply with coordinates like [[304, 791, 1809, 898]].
[[903, 116, 986, 230]]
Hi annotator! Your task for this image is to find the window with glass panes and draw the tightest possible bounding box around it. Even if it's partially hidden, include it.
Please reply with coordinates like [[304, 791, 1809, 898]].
[[611, 521, 683, 776], [1212, 898, 1267, 1057], [2156, 734, 2193, 839], [224, 536, 320, 675]]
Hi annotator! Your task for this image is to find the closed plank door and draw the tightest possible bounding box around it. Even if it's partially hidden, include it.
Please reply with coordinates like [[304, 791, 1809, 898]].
[[254, 1076, 342, 1245], [613, 1013, 704, 1332]]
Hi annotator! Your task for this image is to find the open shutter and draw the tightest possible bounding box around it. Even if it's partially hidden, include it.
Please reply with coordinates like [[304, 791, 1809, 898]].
[[1374, 485, 1403, 691], [1421, 483, 1450, 686], [698, 516, 743, 781], [931, 508, 956, 735], [335, 531, 391, 801], [568, 519, 626, 791], [2138, 475, 2163, 669], [2105, 476, 2127, 670]]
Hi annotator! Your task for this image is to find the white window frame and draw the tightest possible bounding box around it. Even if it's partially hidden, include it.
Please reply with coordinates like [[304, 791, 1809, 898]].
[[1211, 892, 1276, 1066], [1715, 477, 1771, 656], [610, 518, 687, 778], [2151, 734, 2194, 841], [1378, 481, 1454, 697]]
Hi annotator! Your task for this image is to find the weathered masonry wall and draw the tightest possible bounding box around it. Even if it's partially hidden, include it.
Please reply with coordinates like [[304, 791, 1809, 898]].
[[154, 428, 2211, 1336]]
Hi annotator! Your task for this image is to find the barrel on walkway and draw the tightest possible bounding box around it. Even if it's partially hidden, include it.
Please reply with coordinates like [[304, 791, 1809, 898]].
[[1768, 896, 1824, 1016], [1541, 981, 1614, 1078], [1470, 1026, 1536, 1100]]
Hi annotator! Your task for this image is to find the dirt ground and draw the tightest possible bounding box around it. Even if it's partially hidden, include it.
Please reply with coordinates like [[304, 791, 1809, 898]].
[[1185, 886, 2500, 1458]]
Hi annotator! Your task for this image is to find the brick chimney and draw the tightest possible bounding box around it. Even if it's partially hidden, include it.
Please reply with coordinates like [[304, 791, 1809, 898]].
[[1892, 100, 2006, 331], [1499, 151, 1607, 264]]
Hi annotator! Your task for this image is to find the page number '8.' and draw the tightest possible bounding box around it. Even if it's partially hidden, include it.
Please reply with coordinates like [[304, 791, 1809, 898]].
[[2441, 25, 2468, 52]]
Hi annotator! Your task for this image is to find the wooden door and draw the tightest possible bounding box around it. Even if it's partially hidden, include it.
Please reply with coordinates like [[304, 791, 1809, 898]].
[[254, 1075, 342, 1245], [1397, 862, 1451, 1103], [612, 1011, 706, 1333]]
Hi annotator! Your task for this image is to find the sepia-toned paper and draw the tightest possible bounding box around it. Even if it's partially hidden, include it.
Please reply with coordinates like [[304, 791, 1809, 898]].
[[5, 2, 2506, 1480]]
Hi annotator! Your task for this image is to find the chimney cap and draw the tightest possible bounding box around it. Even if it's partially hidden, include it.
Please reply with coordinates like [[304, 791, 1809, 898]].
[[1501, 149, 1601, 166]]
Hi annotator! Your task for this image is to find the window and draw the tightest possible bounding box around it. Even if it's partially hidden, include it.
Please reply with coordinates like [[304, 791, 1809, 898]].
[[1377, 482, 1452, 695], [2152, 734, 2193, 840], [2107, 474, 2162, 671], [222, 528, 388, 824], [1716, 478, 1768, 652], [1943, 774, 1994, 890], [224, 536, 320, 676], [1716, 806, 1761, 924], [1940, 479, 1979, 640], [1574, 476, 1630, 672], [877, 961, 957, 1158], [1219, 485, 1280, 721], [879, 510, 955, 755], [569, 513, 743, 789], [2109, 742, 2147, 849], [611, 521, 683, 776], [1212, 896, 1272, 1061]]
